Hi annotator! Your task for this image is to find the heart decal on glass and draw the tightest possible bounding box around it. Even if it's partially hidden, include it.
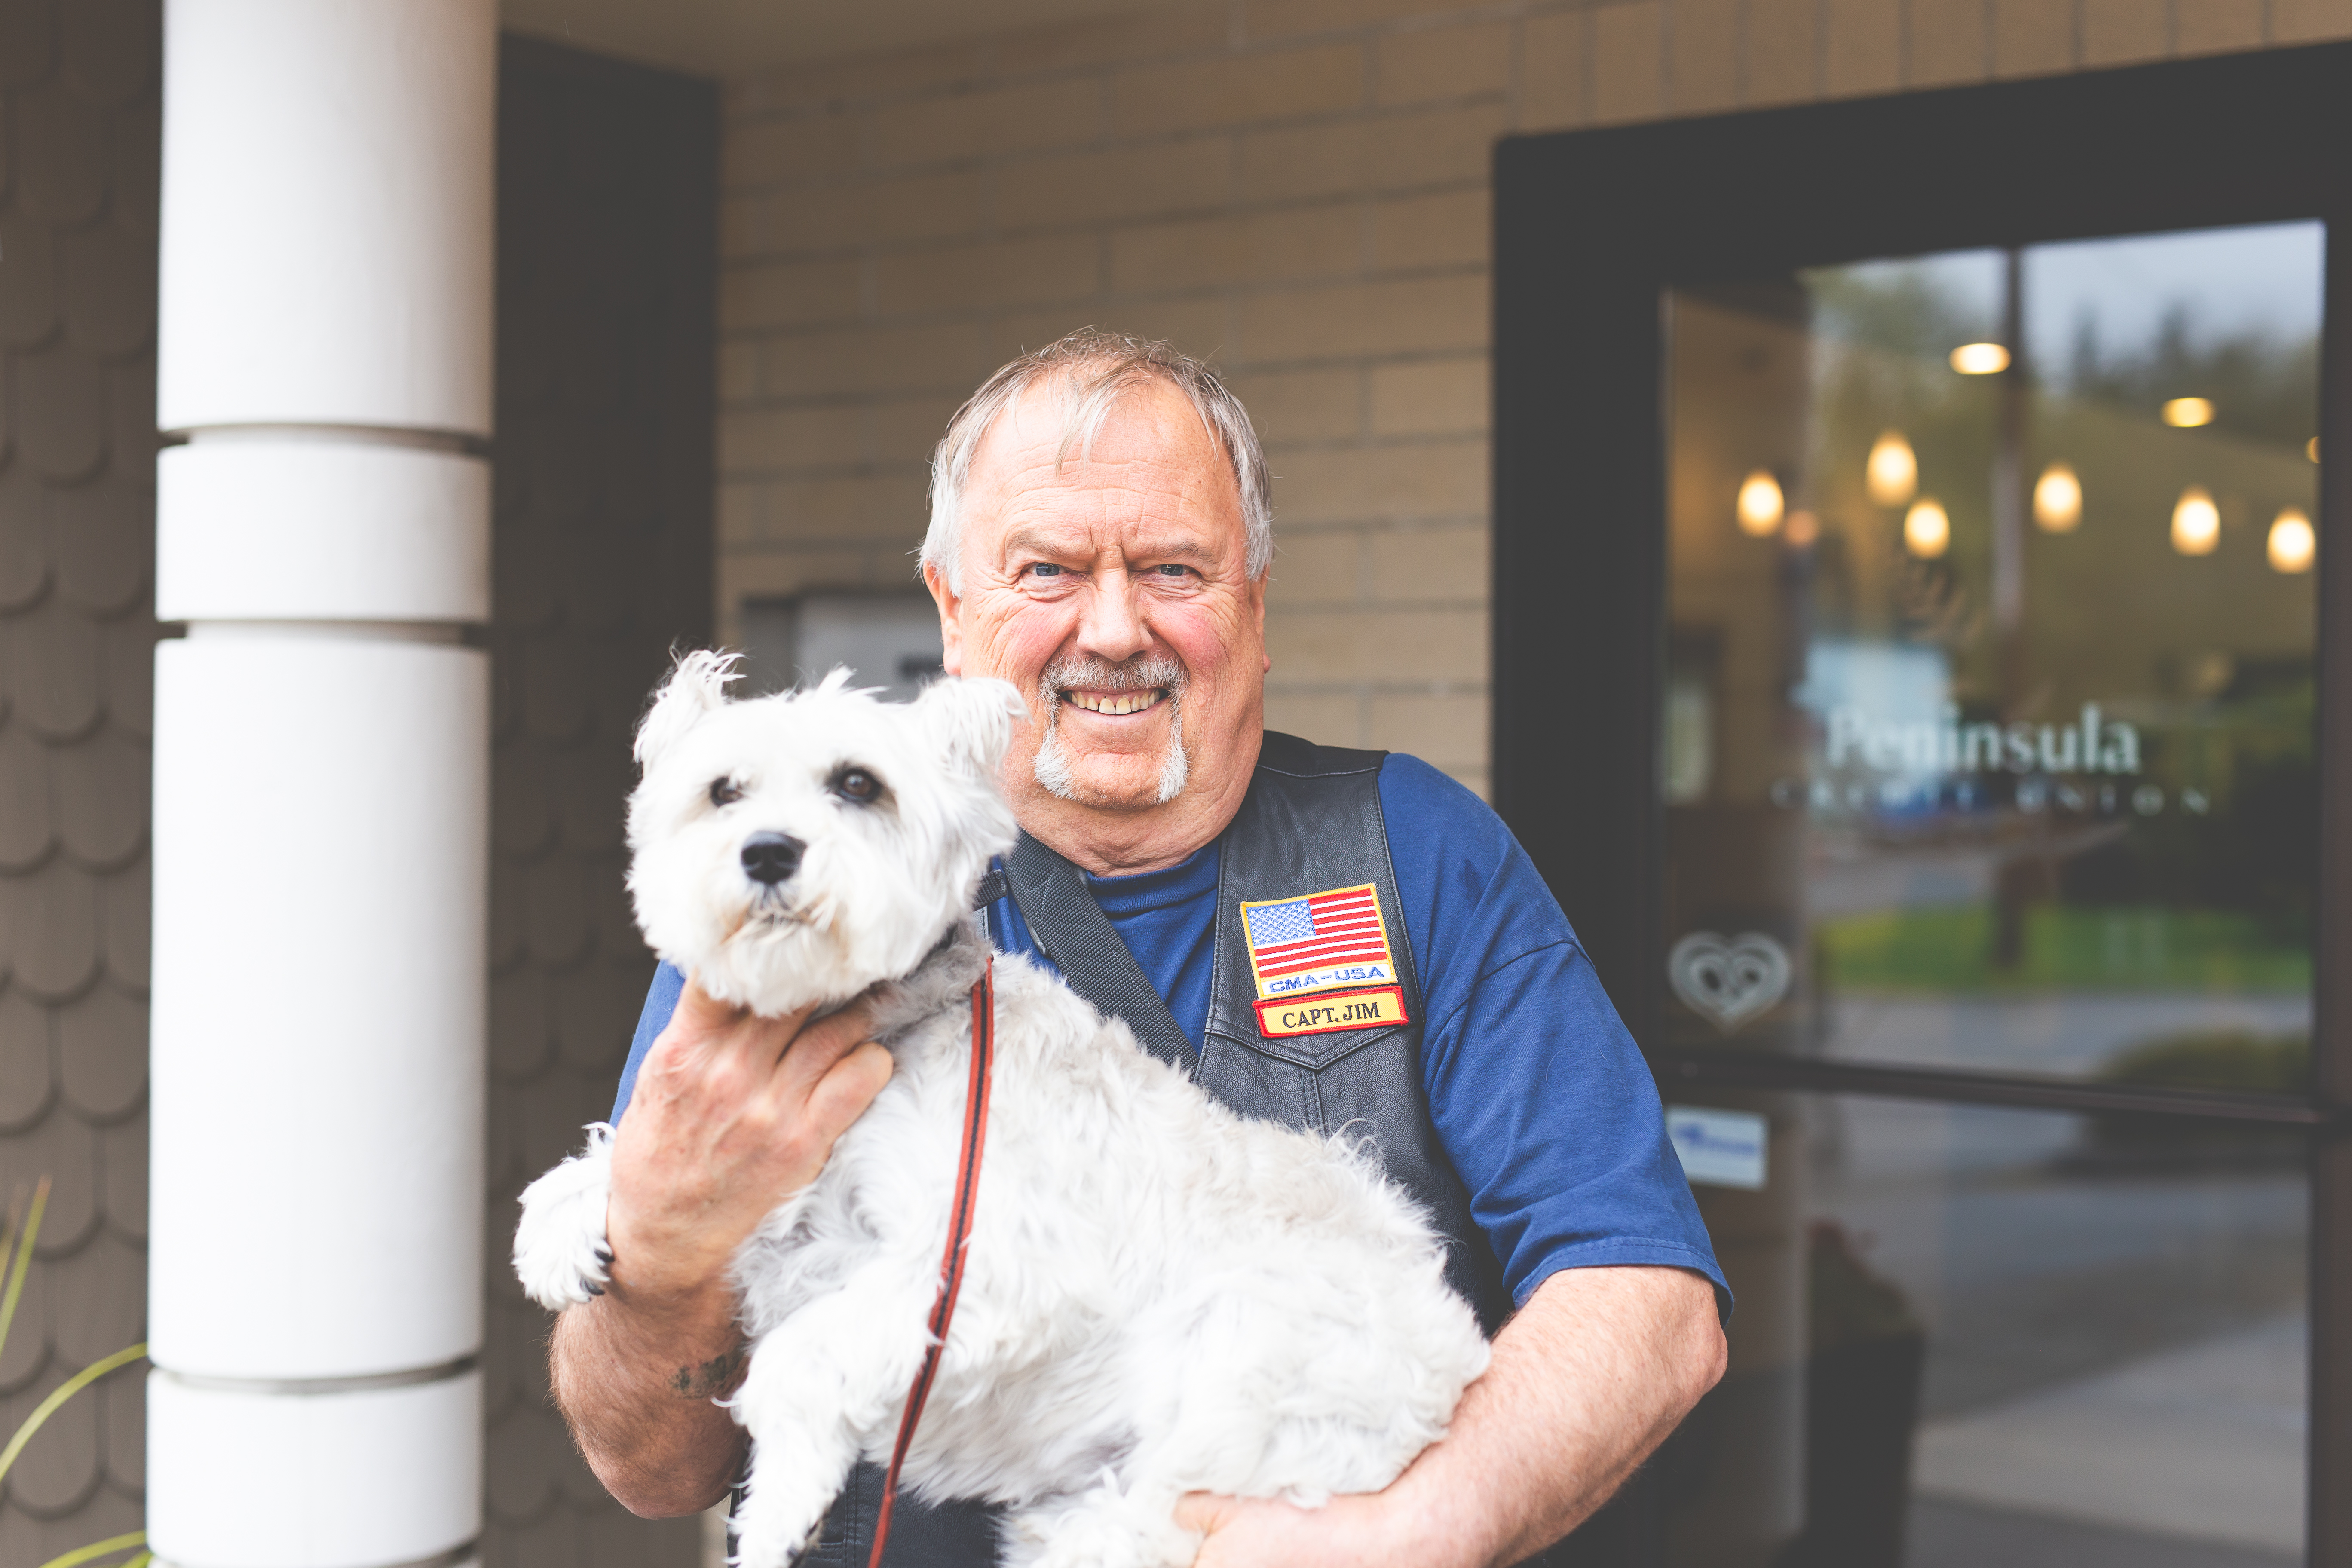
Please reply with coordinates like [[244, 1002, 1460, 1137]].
[[1667, 931, 1792, 1034]]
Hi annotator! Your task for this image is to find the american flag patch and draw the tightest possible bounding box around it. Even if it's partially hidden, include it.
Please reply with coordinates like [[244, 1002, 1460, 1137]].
[[1240, 882, 1398, 1002]]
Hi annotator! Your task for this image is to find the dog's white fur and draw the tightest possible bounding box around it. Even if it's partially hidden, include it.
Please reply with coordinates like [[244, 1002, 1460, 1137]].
[[515, 657, 1490, 1568]]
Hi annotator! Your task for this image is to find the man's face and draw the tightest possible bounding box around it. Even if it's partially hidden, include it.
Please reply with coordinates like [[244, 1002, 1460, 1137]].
[[928, 376, 1268, 836]]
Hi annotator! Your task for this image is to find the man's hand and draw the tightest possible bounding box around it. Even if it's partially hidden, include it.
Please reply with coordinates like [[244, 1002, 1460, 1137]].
[[548, 978, 896, 1517], [1175, 1265, 1726, 1568]]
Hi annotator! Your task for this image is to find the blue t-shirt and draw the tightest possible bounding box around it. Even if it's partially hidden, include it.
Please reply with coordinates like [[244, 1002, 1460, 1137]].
[[614, 754, 1727, 1314]]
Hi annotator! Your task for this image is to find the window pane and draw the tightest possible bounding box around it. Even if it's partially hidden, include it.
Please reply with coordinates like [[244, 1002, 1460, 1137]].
[[1662, 1093, 2308, 1565], [1662, 223, 2320, 1087]]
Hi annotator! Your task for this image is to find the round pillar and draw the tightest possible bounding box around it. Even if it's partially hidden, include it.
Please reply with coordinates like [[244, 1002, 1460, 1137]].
[[149, 3, 495, 1565]]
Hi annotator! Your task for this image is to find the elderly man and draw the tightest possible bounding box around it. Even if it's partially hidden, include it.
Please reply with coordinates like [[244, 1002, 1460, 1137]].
[[553, 330, 1727, 1567]]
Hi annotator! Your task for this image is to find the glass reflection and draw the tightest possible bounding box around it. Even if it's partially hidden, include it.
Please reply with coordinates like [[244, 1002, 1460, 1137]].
[[1660, 1093, 2308, 1567], [1662, 222, 2320, 1088]]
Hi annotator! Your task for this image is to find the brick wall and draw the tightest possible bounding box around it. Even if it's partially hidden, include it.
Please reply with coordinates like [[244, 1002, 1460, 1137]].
[[713, 0, 2352, 798]]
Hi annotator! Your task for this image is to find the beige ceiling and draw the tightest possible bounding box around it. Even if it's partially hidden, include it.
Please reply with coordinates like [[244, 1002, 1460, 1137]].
[[499, 0, 1159, 75]]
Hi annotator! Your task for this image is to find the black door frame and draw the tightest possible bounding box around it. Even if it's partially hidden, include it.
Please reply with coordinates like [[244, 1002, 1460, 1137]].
[[1494, 43, 2352, 1564]]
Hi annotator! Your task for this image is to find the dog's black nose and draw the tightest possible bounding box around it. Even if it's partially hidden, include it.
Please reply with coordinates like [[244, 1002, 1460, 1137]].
[[740, 831, 805, 886]]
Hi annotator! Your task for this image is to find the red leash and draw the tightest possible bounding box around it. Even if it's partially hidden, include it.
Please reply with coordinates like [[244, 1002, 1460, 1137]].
[[867, 958, 996, 1568]]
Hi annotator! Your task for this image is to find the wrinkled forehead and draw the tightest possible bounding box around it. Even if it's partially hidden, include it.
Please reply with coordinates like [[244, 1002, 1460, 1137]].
[[961, 375, 1246, 557]]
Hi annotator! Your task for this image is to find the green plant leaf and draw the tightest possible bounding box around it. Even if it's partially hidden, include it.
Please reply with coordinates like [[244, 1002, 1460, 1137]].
[[0, 1176, 51, 1370], [34, 1529, 146, 1568], [0, 1343, 147, 1491]]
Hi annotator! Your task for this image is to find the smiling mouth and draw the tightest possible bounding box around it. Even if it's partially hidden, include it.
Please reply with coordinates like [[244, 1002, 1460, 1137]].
[[1061, 688, 1170, 716]]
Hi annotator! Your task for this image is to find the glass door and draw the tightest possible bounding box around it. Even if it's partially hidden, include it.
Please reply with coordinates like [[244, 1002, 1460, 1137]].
[[1655, 223, 2322, 1568]]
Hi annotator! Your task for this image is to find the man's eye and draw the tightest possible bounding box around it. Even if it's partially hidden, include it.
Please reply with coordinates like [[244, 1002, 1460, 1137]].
[[1026, 563, 1065, 579], [708, 778, 743, 807], [1151, 564, 1194, 577], [831, 768, 884, 805]]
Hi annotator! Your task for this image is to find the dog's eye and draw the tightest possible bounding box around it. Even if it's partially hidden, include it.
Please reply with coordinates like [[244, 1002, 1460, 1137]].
[[831, 768, 884, 805], [708, 778, 743, 808]]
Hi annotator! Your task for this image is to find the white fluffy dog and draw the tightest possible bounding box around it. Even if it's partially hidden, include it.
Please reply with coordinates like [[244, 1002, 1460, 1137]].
[[514, 655, 1489, 1568]]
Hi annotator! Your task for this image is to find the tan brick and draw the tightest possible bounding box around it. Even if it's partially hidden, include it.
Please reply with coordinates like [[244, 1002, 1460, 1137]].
[[723, 546, 887, 602], [1113, 205, 1362, 293], [2081, 0, 2171, 61], [865, 78, 1107, 170], [1823, 0, 1901, 94], [1224, 366, 1364, 445], [1368, 691, 1488, 767], [873, 233, 1102, 316], [1376, 20, 1515, 105], [726, 172, 989, 259], [720, 341, 761, 403], [719, 481, 769, 545], [2275, 0, 2352, 41], [760, 322, 985, 398], [1273, 439, 1484, 522], [1744, 0, 1822, 104], [1991, 0, 2075, 72], [2174, 0, 2265, 51], [1517, 11, 1590, 131], [979, 305, 1235, 377], [765, 472, 934, 542], [1369, 519, 1489, 599], [1668, 0, 1741, 113], [720, 257, 865, 330], [1370, 189, 1488, 271], [1908, 0, 1989, 83], [1116, 43, 1367, 136], [719, 404, 868, 473], [1589, 2, 1666, 125], [732, 41, 989, 115], [1232, 274, 1486, 362], [1370, 356, 1486, 436], [869, 395, 963, 466], [1264, 604, 1486, 680], [1262, 689, 1363, 745], [983, 2, 1231, 74], [995, 139, 1234, 232], [1241, 101, 1506, 199], [726, 112, 861, 189], [1244, 0, 1469, 43], [1264, 528, 1363, 601]]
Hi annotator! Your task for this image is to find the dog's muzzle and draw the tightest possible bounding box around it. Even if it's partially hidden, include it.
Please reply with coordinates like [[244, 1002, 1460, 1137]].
[[741, 831, 805, 887]]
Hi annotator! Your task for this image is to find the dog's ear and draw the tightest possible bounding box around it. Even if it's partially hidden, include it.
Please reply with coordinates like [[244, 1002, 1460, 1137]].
[[916, 676, 1026, 781], [636, 650, 741, 769]]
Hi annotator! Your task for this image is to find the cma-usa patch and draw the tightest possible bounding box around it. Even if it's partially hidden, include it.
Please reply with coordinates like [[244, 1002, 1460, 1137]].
[[1240, 882, 1402, 1014]]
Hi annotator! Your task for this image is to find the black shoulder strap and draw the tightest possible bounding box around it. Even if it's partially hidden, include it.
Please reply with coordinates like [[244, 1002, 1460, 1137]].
[[1000, 833, 1198, 1076]]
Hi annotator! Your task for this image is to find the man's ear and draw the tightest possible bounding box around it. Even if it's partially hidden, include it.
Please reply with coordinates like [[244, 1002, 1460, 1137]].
[[636, 649, 740, 769], [917, 676, 1026, 781], [923, 561, 965, 677]]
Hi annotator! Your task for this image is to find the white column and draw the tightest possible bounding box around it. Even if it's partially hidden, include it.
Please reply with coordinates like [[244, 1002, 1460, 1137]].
[[148, 5, 494, 1567]]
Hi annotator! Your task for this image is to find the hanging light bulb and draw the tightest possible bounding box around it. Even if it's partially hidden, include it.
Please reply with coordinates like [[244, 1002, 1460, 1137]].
[[2268, 508, 2315, 573], [1867, 432, 1917, 506], [2033, 463, 2082, 532], [1904, 498, 1950, 557], [1949, 342, 2010, 375], [2171, 486, 2220, 555], [1736, 470, 1785, 536], [2162, 397, 2216, 428]]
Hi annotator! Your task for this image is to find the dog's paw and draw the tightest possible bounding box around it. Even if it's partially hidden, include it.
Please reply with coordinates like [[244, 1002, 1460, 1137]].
[[730, 1483, 836, 1568], [514, 1125, 618, 1311]]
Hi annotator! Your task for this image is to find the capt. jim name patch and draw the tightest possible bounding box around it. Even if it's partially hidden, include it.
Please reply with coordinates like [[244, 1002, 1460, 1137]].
[[1253, 985, 1409, 1039]]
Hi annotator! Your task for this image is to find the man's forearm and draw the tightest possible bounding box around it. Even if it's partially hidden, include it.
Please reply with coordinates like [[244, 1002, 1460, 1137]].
[[1393, 1266, 1727, 1566], [549, 1280, 750, 1517]]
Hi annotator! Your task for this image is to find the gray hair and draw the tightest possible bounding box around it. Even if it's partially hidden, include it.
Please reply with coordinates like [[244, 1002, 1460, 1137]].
[[921, 328, 1274, 591]]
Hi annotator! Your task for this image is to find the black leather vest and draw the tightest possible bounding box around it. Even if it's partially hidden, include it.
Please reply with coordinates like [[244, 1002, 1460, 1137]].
[[798, 733, 1510, 1567]]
